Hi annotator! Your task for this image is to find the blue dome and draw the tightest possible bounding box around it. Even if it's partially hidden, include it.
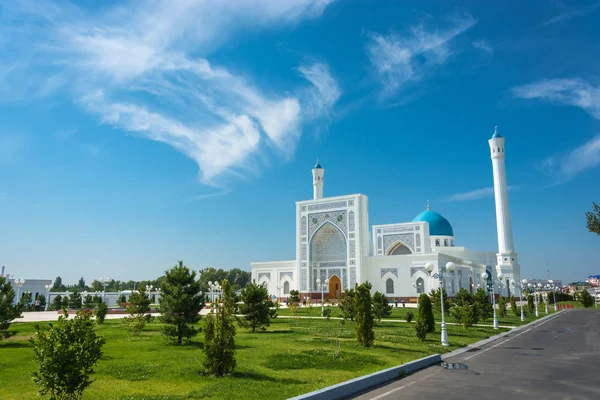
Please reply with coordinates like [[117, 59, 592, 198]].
[[412, 210, 454, 236]]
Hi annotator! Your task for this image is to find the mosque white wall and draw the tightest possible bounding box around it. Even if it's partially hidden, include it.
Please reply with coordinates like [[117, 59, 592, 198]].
[[250, 260, 296, 299]]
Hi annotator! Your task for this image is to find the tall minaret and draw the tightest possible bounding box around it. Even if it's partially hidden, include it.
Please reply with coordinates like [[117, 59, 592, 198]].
[[312, 159, 324, 200], [489, 126, 520, 295]]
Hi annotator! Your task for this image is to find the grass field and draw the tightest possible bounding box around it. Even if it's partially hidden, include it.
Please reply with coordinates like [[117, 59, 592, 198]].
[[0, 312, 522, 400], [277, 305, 551, 326]]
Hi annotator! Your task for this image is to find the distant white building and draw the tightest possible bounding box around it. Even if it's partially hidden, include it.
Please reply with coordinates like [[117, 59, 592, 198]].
[[251, 128, 521, 301]]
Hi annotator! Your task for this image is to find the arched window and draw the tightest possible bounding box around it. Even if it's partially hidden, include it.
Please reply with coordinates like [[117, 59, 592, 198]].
[[444, 239, 448, 246], [386, 278, 394, 294], [388, 242, 412, 255], [458, 270, 463, 290], [283, 281, 290, 295], [416, 277, 424, 294], [310, 222, 347, 264], [450, 278, 455, 294], [435, 239, 440, 247]]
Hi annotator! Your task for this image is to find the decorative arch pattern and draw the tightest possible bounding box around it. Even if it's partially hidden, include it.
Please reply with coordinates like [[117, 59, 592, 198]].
[[301, 216, 307, 236], [310, 222, 347, 264], [387, 241, 413, 255], [348, 211, 355, 232]]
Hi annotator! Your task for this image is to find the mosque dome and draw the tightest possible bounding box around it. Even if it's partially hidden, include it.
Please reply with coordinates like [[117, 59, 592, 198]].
[[412, 209, 454, 236]]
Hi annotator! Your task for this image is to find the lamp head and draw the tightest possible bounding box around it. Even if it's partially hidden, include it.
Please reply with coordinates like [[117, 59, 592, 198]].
[[481, 272, 488, 280], [497, 272, 504, 280], [208, 281, 213, 286], [325, 279, 329, 284], [537, 283, 542, 288], [446, 262, 456, 272], [316, 278, 321, 285], [510, 279, 515, 286], [522, 279, 528, 285], [425, 262, 434, 273]]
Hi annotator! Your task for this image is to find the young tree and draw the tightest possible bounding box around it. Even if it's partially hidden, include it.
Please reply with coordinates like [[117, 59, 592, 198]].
[[78, 277, 87, 291], [0, 277, 22, 339], [126, 287, 152, 335], [288, 289, 301, 326], [473, 288, 493, 321], [36, 294, 47, 310], [417, 293, 435, 333], [450, 288, 478, 328], [527, 294, 535, 313], [160, 261, 205, 345], [83, 295, 95, 309], [510, 296, 518, 316], [497, 296, 507, 317], [338, 288, 356, 321], [585, 202, 600, 235], [21, 291, 33, 311], [429, 288, 451, 314], [372, 291, 392, 322], [354, 282, 375, 347], [117, 293, 127, 306], [95, 302, 108, 325], [52, 276, 66, 291], [203, 279, 236, 376], [51, 295, 63, 311], [238, 282, 273, 333], [579, 289, 594, 308], [414, 319, 428, 342], [31, 311, 106, 400], [68, 292, 82, 309]]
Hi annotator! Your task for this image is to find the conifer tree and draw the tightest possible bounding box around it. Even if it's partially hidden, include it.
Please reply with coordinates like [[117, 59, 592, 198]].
[[474, 288, 493, 321], [417, 293, 435, 333], [0, 277, 21, 339], [354, 282, 374, 347], [372, 291, 392, 322], [160, 261, 205, 345], [203, 279, 236, 376], [238, 282, 273, 332], [510, 296, 518, 316], [497, 296, 507, 317]]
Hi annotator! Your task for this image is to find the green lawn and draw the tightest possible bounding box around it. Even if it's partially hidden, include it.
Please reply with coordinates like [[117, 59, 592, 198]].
[[0, 315, 515, 400], [277, 305, 554, 326]]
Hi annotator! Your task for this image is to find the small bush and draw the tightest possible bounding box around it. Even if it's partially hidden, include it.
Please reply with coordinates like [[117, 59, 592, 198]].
[[414, 319, 428, 342], [405, 311, 414, 323], [498, 296, 507, 317], [417, 293, 435, 333], [95, 302, 108, 325]]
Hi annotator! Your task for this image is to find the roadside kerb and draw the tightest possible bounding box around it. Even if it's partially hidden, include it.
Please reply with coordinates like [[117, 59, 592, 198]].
[[287, 354, 441, 400]]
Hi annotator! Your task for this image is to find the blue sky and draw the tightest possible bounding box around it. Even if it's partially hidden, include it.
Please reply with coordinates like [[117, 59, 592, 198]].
[[1, 0, 599, 285]]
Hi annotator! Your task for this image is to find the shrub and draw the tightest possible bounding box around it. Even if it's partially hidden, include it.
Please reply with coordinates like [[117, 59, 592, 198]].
[[160, 261, 205, 345], [68, 292, 82, 310], [579, 289, 594, 308], [527, 295, 535, 312], [474, 288, 493, 321], [203, 279, 236, 376], [30, 310, 106, 400], [82, 295, 95, 309], [510, 296, 518, 316], [338, 289, 356, 321], [497, 296, 507, 317], [95, 302, 108, 325], [51, 295, 63, 311], [0, 277, 22, 339], [429, 288, 450, 314], [414, 319, 428, 342], [117, 294, 127, 306], [405, 311, 414, 323], [354, 282, 374, 347], [125, 287, 152, 335], [417, 293, 435, 333], [238, 282, 273, 332], [372, 291, 392, 321]]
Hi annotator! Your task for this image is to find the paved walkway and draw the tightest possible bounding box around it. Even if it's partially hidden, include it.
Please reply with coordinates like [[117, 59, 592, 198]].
[[351, 309, 600, 400]]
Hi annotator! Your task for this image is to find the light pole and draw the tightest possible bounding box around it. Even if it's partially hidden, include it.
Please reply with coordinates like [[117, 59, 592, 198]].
[[99, 277, 111, 303], [146, 285, 154, 303], [13, 279, 25, 306], [412, 280, 423, 294], [519, 279, 527, 321], [316, 277, 329, 316], [44, 283, 52, 311], [425, 261, 455, 346], [275, 285, 282, 303], [536, 283, 543, 316], [482, 271, 501, 330], [208, 281, 221, 304]]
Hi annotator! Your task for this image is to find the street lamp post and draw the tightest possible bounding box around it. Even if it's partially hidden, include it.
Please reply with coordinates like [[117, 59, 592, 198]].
[[44, 283, 52, 311], [483, 271, 502, 330], [208, 281, 221, 304], [316, 277, 329, 316], [425, 261, 455, 346], [99, 277, 111, 303], [519, 279, 527, 321], [13, 279, 25, 306]]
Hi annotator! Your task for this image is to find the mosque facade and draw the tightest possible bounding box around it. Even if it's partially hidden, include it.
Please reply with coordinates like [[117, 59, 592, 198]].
[[251, 129, 521, 301]]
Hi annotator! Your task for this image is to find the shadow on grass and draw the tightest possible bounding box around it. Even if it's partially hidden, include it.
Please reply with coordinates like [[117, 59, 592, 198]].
[[0, 341, 31, 349], [231, 370, 307, 385], [264, 349, 384, 371]]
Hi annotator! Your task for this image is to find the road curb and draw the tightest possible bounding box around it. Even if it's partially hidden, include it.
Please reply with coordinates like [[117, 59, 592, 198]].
[[287, 354, 442, 400], [441, 310, 565, 360]]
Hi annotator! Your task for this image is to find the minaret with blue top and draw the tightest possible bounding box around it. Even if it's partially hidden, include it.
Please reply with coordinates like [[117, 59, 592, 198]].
[[312, 159, 324, 200], [489, 126, 520, 293]]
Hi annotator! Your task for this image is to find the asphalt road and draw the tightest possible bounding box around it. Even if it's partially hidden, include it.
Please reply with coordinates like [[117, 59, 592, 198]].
[[352, 309, 600, 400]]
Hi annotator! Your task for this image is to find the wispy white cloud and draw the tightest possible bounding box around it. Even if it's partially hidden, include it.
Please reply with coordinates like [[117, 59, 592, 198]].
[[447, 186, 520, 201], [538, 134, 600, 182], [511, 78, 600, 119], [539, 2, 600, 27], [472, 39, 493, 54], [365, 13, 477, 97], [0, 0, 338, 186]]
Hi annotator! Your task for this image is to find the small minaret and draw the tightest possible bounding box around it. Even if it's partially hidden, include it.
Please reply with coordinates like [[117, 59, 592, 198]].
[[489, 126, 519, 295], [312, 159, 324, 200]]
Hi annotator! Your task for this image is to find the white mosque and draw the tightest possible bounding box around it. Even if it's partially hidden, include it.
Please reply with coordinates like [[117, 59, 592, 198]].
[[251, 128, 521, 302]]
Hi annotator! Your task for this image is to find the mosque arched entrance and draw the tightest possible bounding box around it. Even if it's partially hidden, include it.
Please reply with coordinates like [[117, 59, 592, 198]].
[[328, 275, 342, 299]]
